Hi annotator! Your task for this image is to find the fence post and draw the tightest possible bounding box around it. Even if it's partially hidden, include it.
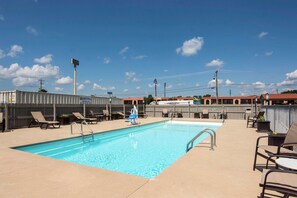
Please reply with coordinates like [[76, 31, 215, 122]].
[[4, 103, 8, 131], [289, 104, 291, 127], [273, 106, 276, 131], [53, 103, 56, 121], [188, 103, 190, 118], [83, 102, 86, 117], [153, 105, 156, 117], [123, 104, 126, 118]]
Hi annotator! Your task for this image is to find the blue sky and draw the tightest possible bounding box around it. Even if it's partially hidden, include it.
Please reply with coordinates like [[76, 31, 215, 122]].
[[0, 0, 297, 98]]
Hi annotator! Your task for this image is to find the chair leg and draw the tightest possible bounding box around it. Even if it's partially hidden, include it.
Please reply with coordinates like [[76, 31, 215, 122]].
[[253, 147, 259, 171]]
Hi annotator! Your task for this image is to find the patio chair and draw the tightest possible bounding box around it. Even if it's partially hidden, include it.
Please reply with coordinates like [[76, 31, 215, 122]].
[[253, 122, 297, 171], [72, 112, 97, 124], [0, 112, 5, 132], [247, 111, 265, 128], [29, 111, 60, 129], [259, 169, 297, 198], [162, 109, 169, 117]]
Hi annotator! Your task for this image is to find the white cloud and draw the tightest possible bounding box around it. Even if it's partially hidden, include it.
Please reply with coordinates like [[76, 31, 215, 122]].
[[286, 69, 297, 79], [119, 46, 129, 55], [195, 83, 200, 87], [265, 51, 273, 56], [277, 79, 296, 87], [56, 76, 73, 84], [54, 87, 63, 92], [103, 57, 110, 64], [0, 49, 5, 59], [148, 83, 154, 88], [252, 81, 266, 89], [125, 72, 136, 80], [206, 59, 224, 67], [132, 77, 140, 82], [0, 15, 4, 21], [26, 26, 39, 36], [208, 79, 223, 88], [176, 37, 204, 56], [225, 79, 234, 86], [77, 84, 85, 90], [164, 69, 168, 72], [123, 89, 128, 93], [84, 80, 91, 84], [16, 64, 59, 78], [132, 55, 147, 60], [93, 83, 115, 91], [0, 63, 20, 79], [136, 86, 141, 90], [166, 84, 173, 89], [12, 77, 38, 87], [34, 54, 53, 64], [7, 45, 23, 57], [258, 32, 268, 39]]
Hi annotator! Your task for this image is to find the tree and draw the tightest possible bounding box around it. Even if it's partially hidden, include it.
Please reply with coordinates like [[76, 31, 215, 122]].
[[281, 90, 297, 94], [38, 89, 48, 93], [203, 94, 211, 97], [144, 94, 154, 104]]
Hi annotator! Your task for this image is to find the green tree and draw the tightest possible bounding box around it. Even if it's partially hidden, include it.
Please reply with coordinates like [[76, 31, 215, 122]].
[[144, 94, 154, 104], [281, 90, 297, 94]]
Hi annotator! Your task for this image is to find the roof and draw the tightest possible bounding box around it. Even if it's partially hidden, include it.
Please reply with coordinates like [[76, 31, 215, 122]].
[[203, 95, 258, 100], [261, 93, 297, 100], [123, 97, 144, 101]]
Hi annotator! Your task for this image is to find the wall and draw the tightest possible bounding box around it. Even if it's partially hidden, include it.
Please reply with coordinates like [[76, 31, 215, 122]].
[[262, 105, 297, 133]]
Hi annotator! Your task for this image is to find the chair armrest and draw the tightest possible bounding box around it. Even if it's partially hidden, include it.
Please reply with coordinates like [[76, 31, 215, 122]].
[[256, 136, 269, 147], [262, 169, 297, 187], [266, 154, 297, 168]]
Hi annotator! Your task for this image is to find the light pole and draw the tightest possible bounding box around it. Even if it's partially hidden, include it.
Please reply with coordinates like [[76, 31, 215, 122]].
[[254, 97, 258, 116], [107, 91, 112, 120], [215, 70, 218, 104], [71, 58, 79, 95], [154, 79, 158, 97], [265, 93, 270, 106], [142, 100, 145, 116], [164, 82, 166, 98]]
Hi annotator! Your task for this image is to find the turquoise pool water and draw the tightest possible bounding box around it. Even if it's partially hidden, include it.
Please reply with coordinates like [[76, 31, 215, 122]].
[[15, 121, 222, 178]]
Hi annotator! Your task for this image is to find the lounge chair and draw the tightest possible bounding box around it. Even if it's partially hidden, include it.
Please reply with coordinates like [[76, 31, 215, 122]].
[[259, 169, 297, 198], [247, 111, 265, 128], [162, 109, 169, 117], [0, 112, 4, 132], [103, 110, 109, 120], [72, 112, 97, 124], [253, 122, 297, 171], [202, 109, 209, 119], [89, 110, 103, 122], [29, 111, 60, 129]]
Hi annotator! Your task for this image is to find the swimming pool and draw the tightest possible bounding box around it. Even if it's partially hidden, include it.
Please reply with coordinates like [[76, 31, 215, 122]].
[[15, 121, 222, 178]]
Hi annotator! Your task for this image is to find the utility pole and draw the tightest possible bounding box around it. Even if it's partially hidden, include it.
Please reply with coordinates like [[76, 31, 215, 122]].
[[164, 82, 166, 98], [215, 70, 218, 104], [39, 79, 44, 91], [71, 58, 79, 95], [154, 78, 158, 97]]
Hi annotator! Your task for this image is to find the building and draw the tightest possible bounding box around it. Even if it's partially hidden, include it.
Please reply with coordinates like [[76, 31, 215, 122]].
[[203, 96, 258, 105], [260, 93, 297, 105]]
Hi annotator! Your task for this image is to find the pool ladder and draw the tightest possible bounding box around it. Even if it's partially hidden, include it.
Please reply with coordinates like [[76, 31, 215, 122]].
[[186, 128, 216, 152], [71, 121, 94, 143]]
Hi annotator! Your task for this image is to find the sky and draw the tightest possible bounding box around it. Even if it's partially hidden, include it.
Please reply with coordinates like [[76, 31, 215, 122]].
[[0, 0, 297, 98]]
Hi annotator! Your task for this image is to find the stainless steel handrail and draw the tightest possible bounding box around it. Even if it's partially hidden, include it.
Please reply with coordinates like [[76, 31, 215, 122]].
[[70, 121, 94, 142], [186, 128, 216, 152]]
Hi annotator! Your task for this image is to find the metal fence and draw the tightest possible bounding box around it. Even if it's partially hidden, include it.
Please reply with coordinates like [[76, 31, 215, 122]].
[[262, 105, 297, 133], [145, 104, 257, 120], [0, 103, 141, 130]]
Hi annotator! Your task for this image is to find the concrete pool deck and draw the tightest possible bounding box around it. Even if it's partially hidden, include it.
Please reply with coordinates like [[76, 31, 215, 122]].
[[0, 118, 266, 197]]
